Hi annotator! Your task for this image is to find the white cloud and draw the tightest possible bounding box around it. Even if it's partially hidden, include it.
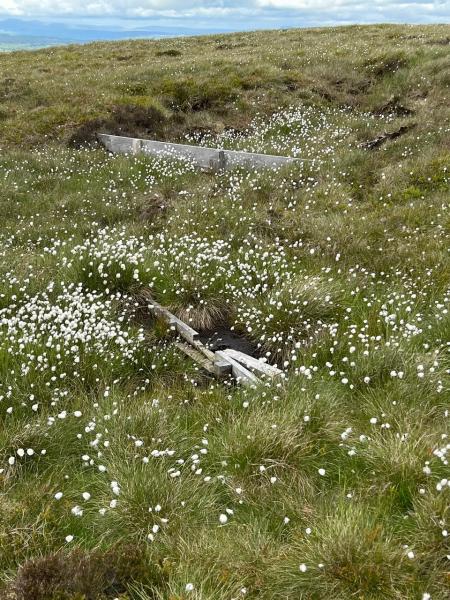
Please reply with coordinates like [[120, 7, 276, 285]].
[[0, 0, 448, 22]]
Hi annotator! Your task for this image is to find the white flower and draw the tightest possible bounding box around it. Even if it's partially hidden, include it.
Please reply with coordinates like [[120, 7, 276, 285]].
[[54, 492, 63, 500], [299, 563, 307, 572], [185, 583, 195, 592], [318, 468, 326, 476], [82, 492, 91, 501], [219, 513, 228, 524], [65, 535, 74, 543]]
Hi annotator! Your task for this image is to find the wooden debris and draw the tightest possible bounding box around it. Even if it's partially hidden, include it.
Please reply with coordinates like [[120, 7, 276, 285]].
[[174, 341, 216, 375], [191, 338, 216, 362], [221, 348, 283, 379], [215, 350, 261, 387], [148, 300, 199, 344], [145, 293, 282, 386]]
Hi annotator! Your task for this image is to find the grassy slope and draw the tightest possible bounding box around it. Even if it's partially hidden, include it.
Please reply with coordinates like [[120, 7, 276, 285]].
[[0, 24, 449, 599]]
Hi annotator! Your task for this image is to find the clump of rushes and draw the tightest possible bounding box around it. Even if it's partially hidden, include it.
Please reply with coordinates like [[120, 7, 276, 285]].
[[265, 502, 421, 599], [236, 276, 339, 362]]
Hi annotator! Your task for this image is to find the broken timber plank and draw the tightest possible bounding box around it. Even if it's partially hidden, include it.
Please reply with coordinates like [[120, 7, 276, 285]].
[[145, 294, 269, 385], [221, 348, 283, 379], [215, 350, 261, 387], [191, 339, 216, 362], [147, 299, 232, 377], [213, 359, 233, 378], [174, 341, 216, 375], [148, 300, 199, 344], [97, 133, 303, 171]]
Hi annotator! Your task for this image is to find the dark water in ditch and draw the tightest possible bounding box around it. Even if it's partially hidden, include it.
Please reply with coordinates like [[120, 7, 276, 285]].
[[199, 327, 258, 356]]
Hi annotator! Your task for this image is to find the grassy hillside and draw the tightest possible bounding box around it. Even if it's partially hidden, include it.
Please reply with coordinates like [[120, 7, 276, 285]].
[[0, 24, 449, 599]]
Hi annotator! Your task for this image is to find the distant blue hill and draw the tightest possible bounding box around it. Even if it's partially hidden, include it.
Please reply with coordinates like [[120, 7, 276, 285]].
[[0, 18, 229, 50]]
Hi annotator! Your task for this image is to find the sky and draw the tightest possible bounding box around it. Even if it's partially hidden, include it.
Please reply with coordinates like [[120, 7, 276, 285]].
[[0, 1, 449, 31]]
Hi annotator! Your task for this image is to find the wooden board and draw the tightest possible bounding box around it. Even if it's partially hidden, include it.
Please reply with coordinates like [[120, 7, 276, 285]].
[[221, 348, 282, 378], [143, 292, 282, 386], [215, 350, 261, 387], [148, 300, 199, 344], [97, 133, 304, 171], [174, 341, 216, 375]]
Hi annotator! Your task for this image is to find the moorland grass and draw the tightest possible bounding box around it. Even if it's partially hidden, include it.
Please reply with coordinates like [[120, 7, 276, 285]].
[[0, 23, 449, 600]]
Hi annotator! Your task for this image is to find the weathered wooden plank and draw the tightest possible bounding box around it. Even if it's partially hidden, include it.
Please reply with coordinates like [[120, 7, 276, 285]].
[[97, 133, 303, 171], [144, 293, 274, 386], [174, 341, 216, 375], [191, 339, 216, 362], [215, 350, 261, 387], [170, 315, 199, 344], [224, 148, 296, 169], [221, 348, 282, 378], [213, 359, 233, 378], [147, 300, 199, 344]]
